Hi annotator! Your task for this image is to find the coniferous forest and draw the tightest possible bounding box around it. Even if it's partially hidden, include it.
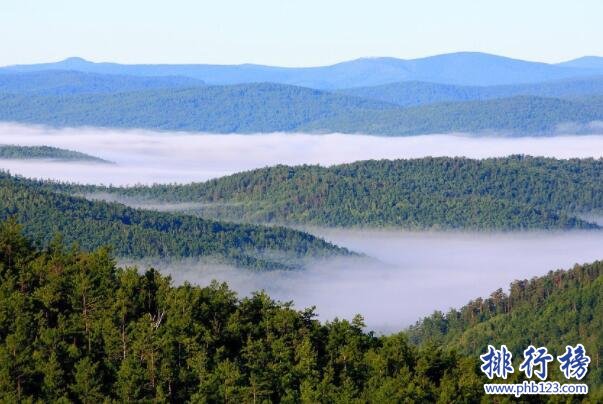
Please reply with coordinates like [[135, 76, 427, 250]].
[[0, 220, 600, 403], [0, 145, 108, 163], [58, 156, 603, 230], [0, 172, 348, 271], [1, 14, 603, 402]]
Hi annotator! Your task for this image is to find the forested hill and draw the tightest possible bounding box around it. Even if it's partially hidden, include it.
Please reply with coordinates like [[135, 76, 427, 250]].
[[0, 84, 602, 135], [407, 260, 603, 391], [301, 95, 603, 135], [0, 145, 109, 163], [4, 53, 603, 87], [338, 76, 603, 107], [0, 70, 204, 95], [0, 172, 348, 270], [0, 221, 600, 402], [0, 84, 394, 133], [66, 156, 603, 230]]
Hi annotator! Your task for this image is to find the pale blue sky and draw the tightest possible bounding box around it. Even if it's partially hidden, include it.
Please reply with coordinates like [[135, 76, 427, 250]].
[[1, 0, 601, 66]]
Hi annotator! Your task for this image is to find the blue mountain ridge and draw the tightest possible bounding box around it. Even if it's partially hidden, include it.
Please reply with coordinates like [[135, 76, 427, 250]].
[[3, 52, 603, 89]]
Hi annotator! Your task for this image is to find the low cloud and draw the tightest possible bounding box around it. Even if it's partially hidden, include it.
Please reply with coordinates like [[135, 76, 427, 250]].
[[0, 122, 602, 185], [136, 229, 603, 333], [3, 123, 603, 333]]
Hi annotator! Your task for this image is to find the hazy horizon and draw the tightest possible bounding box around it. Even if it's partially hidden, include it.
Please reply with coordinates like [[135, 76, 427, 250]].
[[2, 1, 602, 66], [3, 51, 602, 69]]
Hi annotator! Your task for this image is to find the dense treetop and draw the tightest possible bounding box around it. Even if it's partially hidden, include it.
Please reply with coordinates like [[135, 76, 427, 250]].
[[0, 84, 392, 134], [0, 70, 204, 96], [0, 172, 347, 270], [338, 76, 603, 107], [0, 84, 602, 135], [408, 260, 603, 395], [301, 95, 603, 135], [61, 156, 603, 230], [0, 220, 600, 402]]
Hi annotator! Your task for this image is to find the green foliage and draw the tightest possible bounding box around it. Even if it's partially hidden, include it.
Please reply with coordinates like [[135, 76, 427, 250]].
[[0, 81, 602, 135], [0, 144, 108, 163], [0, 220, 600, 401], [0, 70, 204, 95], [0, 172, 348, 270], [71, 156, 603, 230], [302, 95, 603, 135], [338, 76, 603, 107], [0, 83, 391, 133], [408, 260, 603, 398], [0, 221, 487, 402]]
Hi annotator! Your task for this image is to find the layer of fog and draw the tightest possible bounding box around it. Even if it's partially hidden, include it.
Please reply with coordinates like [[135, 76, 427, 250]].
[[149, 229, 603, 333], [3, 123, 602, 332], [1, 123, 603, 185]]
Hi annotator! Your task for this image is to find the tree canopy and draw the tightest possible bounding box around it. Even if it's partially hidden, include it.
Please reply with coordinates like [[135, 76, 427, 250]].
[[0, 220, 600, 402], [0, 172, 347, 270], [62, 156, 603, 230], [0, 145, 108, 163]]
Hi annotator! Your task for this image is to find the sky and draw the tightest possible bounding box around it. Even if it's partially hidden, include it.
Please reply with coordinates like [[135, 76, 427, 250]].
[[1, 0, 602, 67]]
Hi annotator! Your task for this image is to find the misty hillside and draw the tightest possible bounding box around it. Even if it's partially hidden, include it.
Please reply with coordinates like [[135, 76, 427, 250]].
[[0, 70, 204, 95], [0, 171, 348, 270], [0, 145, 109, 162], [1, 58, 603, 136], [302, 95, 603, 135], [0, 222, 494, 403], [0, 84, 395, 133], [4, 52, 603, 88], [1, 221, 600, 401], [52, 156, 603, 230], [407, 260, 603, 389], [0, 84, 601, 135], [338, 76, 603, 107]]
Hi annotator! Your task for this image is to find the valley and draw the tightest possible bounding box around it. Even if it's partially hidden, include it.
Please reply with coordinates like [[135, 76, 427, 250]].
[[0, 43, 602, 401]]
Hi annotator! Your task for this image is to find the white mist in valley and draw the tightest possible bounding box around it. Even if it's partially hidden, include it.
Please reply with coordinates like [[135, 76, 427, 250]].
[[1, 122, 603, 185], [153, 229, 603, 333], [2, 122, 602, 333]]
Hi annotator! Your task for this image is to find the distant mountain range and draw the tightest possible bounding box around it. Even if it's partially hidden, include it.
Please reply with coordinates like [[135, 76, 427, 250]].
[[338, 76, 603, 107], [557, 56, 603, 69], [0, 70, 204, 95], [0, 84, 601, 135], [3, 52, 603, 88], [1, 52, 603, 136]]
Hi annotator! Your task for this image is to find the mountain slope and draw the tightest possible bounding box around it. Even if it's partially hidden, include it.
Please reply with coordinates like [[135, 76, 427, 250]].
[[0, 84, 601, 135], [303, 95, 603, 135], [407, 260, 603, 391], [0, 70, 204, 95], [0, 172, 348, 270], [0, 83, 396, 133], [53, 156, 603, 230], [0, 223, 489, 402], [3, 52, 603, 88], [558, 56, 603, 69], [0, 145, 109, 163], [0, 223, 599, 401], [339, 76, 603, 107]]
